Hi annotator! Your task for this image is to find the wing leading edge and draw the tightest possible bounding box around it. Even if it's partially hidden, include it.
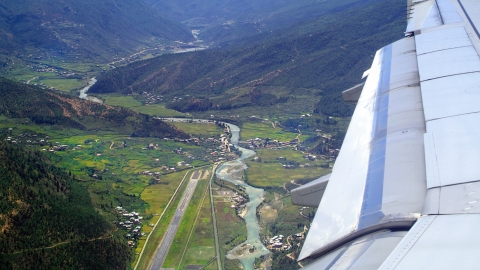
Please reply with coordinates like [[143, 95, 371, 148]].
[[296, 0, 480, 268]]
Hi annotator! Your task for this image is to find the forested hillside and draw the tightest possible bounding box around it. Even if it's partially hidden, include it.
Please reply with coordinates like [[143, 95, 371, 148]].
[[92, 0, 405, 117], [0, 77, 188, 138], [0, 0, 193, 61], [0, 141, 131, 269]]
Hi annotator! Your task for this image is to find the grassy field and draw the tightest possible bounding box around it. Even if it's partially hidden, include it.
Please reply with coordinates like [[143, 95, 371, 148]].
[[171, 122, 223, 137], [100, 94, 186, 117], [37, 76, 86, 92], [1, 58, 101, 93], [134, 170, 192, 269], [245, 149, 331, 187], [163, 168, 215, 268], [211, 182, 247, 270], [177, 181, 218, 270], [240, 122, 307, 142]]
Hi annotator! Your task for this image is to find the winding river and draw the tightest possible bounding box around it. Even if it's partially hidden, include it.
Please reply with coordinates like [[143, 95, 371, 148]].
[[79, 77, 103, 104], [215, 123, 269, 269]]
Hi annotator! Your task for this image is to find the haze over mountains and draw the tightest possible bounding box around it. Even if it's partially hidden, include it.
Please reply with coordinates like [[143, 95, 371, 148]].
[[0, 0, 193, 61], [145, 0, 370, 43]]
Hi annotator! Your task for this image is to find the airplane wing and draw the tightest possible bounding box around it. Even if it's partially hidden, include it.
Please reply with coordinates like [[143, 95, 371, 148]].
[[293, 0, 480, 268]]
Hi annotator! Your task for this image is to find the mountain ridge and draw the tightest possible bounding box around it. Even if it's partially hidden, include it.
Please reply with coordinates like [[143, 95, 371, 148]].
[[145, 0, 368, 44], [0, 0, 194, 61]]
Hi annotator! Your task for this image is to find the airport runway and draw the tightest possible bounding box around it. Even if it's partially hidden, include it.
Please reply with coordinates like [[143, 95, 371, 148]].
[[148, 170, 201, 270]]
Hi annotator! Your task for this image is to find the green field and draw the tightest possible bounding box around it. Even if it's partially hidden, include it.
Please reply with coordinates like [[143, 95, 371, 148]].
[[171, 122, 224, 137], [164, 168, 216, 269], [38, 76, 86, 92], [178, 183, 218, 270], [134, 170, 192, 269], [1, 58, 102, 93], [100, 94, 187, 117], [240, 122, 306, 142], [245, 149, 331, 187], [211, 182, 247, 270]]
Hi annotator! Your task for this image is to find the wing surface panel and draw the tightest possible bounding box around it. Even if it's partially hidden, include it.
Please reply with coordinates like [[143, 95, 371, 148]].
[[421, 73, 480, 121], [424, 113, 480, 187], [415, 26, 470, 55], [380, 215, 480, 269], [416, 46, 480, 81], [458, 0, 480, 39], [437, 0, 464, 23], [406, 0, 443, 32], [302, 231, 408, 270], [424, 180, 480, 214]]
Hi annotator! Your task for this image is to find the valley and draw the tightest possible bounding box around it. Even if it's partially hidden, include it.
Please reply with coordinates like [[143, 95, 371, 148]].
[[0, 0, 406, 269]]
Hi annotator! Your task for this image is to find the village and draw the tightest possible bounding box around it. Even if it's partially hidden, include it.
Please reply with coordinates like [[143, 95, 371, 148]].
[[115, 206, 146, 248], [141, 91, 163, 105], [27, 63, 79, 78], [264, 232, 305, 252]]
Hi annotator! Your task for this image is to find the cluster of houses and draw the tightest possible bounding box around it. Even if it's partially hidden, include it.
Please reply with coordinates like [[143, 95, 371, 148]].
[[4, 132, 50, 145], [266, 232, 305, 251], [3, 132, 86, 155], [27, 63, 77, 77], [116, 206, 145, 247], [4, 132, 80, 153], [239, 137, 299, 150], [230, 193, 248, 213], [267, 235, 290, 250], [140, 161, 194, 177], [44, 143, 84, 153], [143, 143, 159, 150], [303, 154, 317, 161], [141, 92, 163, 105]]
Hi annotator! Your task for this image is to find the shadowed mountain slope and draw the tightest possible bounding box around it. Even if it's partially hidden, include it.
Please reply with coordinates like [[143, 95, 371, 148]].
[[145, 0, 376, 43], [0, 0, 194, 61], [0, 141, 131, 269], [0, 77, 188, 138]]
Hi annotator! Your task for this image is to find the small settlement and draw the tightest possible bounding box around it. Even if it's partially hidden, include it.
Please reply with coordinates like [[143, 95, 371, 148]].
[[265, 232, 306, 252], [116, 206, 145, 247]]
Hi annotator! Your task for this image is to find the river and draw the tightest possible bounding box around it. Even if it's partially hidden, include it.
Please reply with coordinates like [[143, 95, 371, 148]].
[[215, 123, 269, 269], [79, 77, 103, 104]]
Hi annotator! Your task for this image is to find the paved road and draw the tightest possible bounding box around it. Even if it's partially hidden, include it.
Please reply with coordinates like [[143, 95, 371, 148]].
[[148, 171, 201, 270], [209, 165, 222, 270]]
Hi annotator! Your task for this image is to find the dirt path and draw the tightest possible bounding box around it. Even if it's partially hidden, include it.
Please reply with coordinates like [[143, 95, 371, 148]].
[[7, 227, 117, 254], [26, 76, 37, 84]]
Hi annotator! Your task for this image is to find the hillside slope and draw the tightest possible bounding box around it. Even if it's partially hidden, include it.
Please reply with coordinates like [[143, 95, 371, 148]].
[[92, 0, 405, 117], [0, 0, 193, 61], [146, 0, 372, 43], [0, 77, 188, 138], [0, 141, 131, 269]]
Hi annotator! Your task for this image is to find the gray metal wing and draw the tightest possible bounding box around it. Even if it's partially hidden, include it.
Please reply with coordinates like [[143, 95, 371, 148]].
[[295, 0, 480, 268]]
